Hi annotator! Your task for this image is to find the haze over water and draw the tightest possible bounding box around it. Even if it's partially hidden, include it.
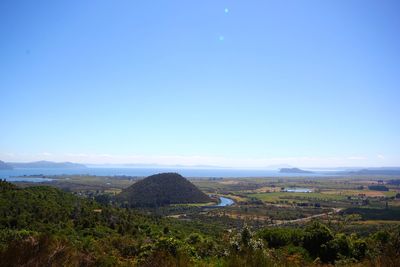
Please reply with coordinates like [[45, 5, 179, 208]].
[[1, 167, 333, 180]]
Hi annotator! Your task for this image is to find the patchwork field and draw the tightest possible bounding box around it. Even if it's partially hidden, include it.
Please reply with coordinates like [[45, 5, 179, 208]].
[[13, 174, 400, 228]]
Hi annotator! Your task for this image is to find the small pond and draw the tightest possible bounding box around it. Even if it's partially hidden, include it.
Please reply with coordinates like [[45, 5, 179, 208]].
[[284, 188, 312, 193]]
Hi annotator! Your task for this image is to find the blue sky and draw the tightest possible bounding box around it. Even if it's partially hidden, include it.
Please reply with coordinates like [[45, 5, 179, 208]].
[[1, 0, 399, 167]]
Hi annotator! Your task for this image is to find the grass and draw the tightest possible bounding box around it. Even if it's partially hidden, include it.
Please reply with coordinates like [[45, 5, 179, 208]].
[[343, 207, 400, 220], [353, 220, 400, 225], [323, 189, 397, 197], [171, 202, 217, 207], [248, 192, 346, 203]]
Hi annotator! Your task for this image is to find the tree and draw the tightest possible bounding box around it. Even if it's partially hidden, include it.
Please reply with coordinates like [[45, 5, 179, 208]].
[[303, 222, 333, 259], [241, 225, 252, 247]]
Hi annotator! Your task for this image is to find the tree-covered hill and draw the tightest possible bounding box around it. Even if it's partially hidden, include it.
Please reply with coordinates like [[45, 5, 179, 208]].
[[0, 179, 223, 266], [117, 173, 212, 207]]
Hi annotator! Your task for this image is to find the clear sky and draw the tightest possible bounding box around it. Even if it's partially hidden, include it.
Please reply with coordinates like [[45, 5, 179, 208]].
[[1, 0, 399, 168]]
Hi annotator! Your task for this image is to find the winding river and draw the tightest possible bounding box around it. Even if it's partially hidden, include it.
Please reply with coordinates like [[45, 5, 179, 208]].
[[217, 196, 234, 207]]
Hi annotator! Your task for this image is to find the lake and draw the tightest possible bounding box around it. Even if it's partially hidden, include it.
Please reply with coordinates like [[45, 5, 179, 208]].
[[0, 167, 330, 179], [5, 177, 54, 182], [284, 188, 313, 193]]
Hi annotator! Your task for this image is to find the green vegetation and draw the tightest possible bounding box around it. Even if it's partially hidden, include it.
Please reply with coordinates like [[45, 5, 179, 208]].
[[2, 172, 400, 266], [15, 174, 137, 193], [368, 185, 389, 191], [343, 207, 400, 221], [248, 192, 345, 203], [0, 180, 222, 266]]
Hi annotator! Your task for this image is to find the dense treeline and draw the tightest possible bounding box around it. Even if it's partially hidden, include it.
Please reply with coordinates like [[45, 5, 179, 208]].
[[387, 179, 400, 185], [367, 185, 389, 191], [0, 180, 399, 266], [0, 180, 223, 266], [343, 207, 400, 221]]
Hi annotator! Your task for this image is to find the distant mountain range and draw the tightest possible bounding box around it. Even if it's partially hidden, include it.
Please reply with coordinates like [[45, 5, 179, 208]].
[[2, 159, 400, 175], [343, 168, 400, 176], [0, 160, 13, 170], [6, 161, 86, 169], [279, 168, 314, 174], [279, 166, 400, 176]]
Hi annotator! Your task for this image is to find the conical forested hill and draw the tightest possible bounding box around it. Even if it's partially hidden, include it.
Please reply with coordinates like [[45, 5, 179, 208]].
[[117, 173, 211, 207]]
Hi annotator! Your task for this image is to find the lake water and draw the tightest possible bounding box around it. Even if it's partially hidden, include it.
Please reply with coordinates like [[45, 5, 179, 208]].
[[0, 167, 329, 180], [284, 188, 313, 193], [5, 177, 54, 182], [217, 197, 235, 207]]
